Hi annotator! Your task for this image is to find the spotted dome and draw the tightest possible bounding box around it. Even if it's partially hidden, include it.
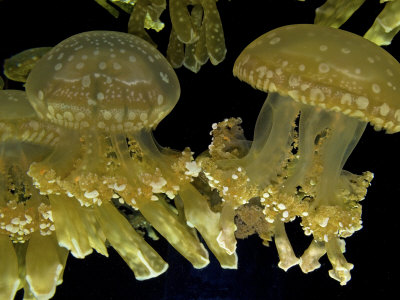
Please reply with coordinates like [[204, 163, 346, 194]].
[[233, 24, 400, 132], [26, 31, 180, 132]]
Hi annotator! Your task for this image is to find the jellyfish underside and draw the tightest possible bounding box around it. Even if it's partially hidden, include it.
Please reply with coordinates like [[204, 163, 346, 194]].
[[201, 91, 372, 284], [245, 92, 367, 201], [29, 125, 218, 269], [113, 129, 238, 268], [250, 93, 371, 284], [18, 126, 171, 282]]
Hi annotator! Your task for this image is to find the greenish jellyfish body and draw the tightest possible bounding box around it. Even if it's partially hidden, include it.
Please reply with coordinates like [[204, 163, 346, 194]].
[[26, 30, 236, 272], [4, 47, 52, 83]]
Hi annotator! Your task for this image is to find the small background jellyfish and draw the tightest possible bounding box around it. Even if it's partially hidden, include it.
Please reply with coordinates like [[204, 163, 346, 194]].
[[0, 0, 399, 299], [93, 0, 226, 73]]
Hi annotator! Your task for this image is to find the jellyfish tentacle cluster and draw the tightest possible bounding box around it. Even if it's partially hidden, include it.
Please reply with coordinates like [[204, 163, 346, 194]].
[[95, 0, 226, 72], [302, 0, 400, 45]]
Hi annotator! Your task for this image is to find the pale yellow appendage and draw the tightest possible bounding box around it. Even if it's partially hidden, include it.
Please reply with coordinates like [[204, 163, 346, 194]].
[[200, 0, 226, 65], [243, 94, 299, 188], [128, 0, 155, 44], [94, 0, 121, 17], [112, 133, 210, 269], [133, 196, 210, 268], [300, 240, 326, 273], [0, 235, 20, 300], [194, 13, 209, 66], [364, 0, 400, 45], [326, 238, 353, 285], [0, 77, 4, 90], [198, 118, 255, 255], [170, 0, 198, 44], [167, 28, 185, 68], [95, 201, 168, 280], [49, 194, 108, 258], [314, 0, 366, 28], [143, 0, 166, 31], [216, 203, 237, 255], [274, 218, 300, 271], [178, 183, 238, 269], [168, 0, 226, 70], [183, 4, 204, 73], [25, 233, 68, 300], [300, 237, 354, 286]]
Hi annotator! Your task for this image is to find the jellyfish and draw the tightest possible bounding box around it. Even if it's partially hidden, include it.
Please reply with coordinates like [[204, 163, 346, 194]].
[[3, 47, 52, 83], [201, 24, 399, 284], [0, 89, 68, 300], [25, 30, 236, 270]]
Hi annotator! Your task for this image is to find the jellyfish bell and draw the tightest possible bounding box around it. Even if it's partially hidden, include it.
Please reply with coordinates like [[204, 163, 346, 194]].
[[26, 30, 180, 132], [234, 24, 400, 133], [232, 24, 398, 284], [25, 30, 235, 270]]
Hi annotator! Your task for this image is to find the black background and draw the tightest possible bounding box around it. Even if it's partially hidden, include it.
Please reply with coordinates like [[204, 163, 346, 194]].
[[0, 0, 399, 299]]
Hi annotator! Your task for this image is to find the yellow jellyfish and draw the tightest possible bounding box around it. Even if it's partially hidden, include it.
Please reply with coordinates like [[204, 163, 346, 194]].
[[25, 30, 236, 271], [3, 47, 52, 83], [0, 89, 68, 300], [202, 24, 400, 285]]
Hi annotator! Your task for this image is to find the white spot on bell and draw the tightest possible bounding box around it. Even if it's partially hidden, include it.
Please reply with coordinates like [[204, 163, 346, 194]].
[[269, 37, 280, 45], [318, 63, 330, 73], [97, 92, 104, 101], [372, 83, 381, 94], [379, 103, 390, 116], [355, 96, 369, 109], [319, 45, 328, 51]]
